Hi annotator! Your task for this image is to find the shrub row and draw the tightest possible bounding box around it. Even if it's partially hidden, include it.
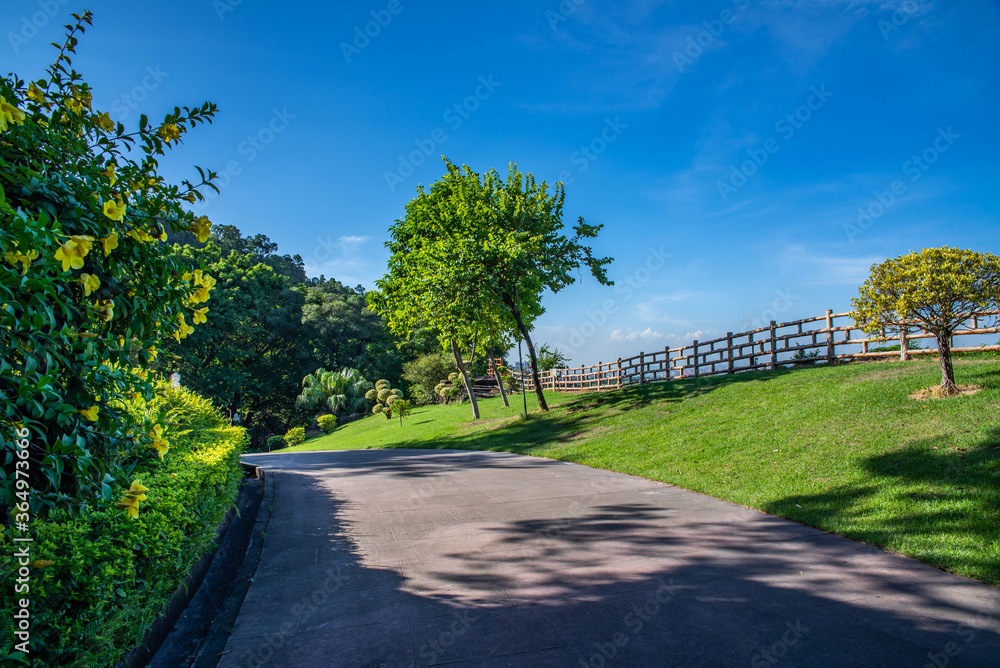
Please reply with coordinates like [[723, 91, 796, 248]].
[[1, 384, 246, 666]]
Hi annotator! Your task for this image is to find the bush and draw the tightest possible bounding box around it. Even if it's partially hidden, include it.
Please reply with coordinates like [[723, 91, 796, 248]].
[[402, 351, 458, 405], [317, 414, 337, 434], [284, 427, 306, 445], [0, 384, 245, 666], [266, 435, 286, 450], [1, 15, 221, 516]]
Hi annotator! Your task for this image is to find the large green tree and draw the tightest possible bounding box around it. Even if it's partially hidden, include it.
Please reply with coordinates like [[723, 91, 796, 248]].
[[369, 176, 516, 420], [162, 241, 312, 444], [436, 159, 613, 411], [852, 247, 1000, 395]]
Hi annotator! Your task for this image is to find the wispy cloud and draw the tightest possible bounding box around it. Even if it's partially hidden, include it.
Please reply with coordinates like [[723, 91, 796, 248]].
[[610, 327, 666, 343]]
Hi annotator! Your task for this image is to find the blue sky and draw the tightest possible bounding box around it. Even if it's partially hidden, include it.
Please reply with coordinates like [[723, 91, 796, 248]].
[[3, 0, 999, 364]]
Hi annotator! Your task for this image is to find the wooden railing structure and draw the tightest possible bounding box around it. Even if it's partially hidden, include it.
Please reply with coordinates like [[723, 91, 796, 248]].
[[514, 309, 1000, 394]]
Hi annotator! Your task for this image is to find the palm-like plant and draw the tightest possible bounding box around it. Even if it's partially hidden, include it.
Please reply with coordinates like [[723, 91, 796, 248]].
[[296, 368, 374, 416]]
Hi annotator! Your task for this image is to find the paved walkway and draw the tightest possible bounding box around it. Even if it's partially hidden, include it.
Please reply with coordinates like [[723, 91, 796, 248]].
[[219, 450, 999, 667]]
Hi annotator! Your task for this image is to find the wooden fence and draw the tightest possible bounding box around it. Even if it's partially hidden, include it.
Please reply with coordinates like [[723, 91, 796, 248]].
[[514, 309, 1000, 394]]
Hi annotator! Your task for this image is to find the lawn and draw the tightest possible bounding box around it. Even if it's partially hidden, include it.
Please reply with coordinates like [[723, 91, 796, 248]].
[[281, 356, 1000, 586]]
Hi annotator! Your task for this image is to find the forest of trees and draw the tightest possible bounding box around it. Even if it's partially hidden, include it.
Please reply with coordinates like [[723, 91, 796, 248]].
[[161, 224, 438, 448]]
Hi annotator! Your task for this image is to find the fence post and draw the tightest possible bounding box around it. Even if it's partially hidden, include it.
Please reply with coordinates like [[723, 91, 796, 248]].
[[617, 358, 623, 389], [769, 321, 778, 370], [692, 340, 700, 378], [825, 309, 834, 364], [899, 326, 910, 362], [639, 352, 646, 384], [726, 333, 734, 374]]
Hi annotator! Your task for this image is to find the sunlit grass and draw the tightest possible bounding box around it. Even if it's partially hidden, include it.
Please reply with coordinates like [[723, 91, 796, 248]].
[[281, 356, 1000, 585]]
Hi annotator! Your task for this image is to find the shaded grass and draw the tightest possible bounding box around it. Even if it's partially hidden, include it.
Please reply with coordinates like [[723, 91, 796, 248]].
[[282, 357, 1000, 585]]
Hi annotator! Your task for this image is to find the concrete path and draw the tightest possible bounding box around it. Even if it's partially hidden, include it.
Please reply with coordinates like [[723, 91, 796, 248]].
[[218, 449, 1000, 668]]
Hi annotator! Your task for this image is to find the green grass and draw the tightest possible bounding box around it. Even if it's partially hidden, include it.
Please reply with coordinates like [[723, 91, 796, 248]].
[[282, 356, 1000, 586]]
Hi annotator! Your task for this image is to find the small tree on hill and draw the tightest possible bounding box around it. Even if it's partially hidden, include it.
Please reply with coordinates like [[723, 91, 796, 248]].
[[852, 247, 1000, 395]]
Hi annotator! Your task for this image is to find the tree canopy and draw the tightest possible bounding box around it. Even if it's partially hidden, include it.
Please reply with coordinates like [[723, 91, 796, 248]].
[[852, 247, 1000, 394]]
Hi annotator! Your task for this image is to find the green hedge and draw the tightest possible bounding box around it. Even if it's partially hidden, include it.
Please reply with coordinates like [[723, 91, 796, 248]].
[[1, 385, 246, 666]]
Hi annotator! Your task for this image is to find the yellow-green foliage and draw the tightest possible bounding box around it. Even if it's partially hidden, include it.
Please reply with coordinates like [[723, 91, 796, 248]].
[[0, 384, 245, 666], [317, 415, 337, 434], [365, 380, 404, 418], [284, 426, 306, 445]]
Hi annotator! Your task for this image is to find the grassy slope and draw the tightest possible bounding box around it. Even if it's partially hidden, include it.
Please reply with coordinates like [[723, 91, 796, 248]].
[[283, 357, 1000, 585]]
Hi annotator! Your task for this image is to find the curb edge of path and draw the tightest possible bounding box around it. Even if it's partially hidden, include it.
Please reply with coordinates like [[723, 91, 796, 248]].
[[192, 467, 275, 668]]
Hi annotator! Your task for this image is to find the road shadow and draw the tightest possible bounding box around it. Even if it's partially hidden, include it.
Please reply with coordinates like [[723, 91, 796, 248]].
[[225, 452, 1000, 667]]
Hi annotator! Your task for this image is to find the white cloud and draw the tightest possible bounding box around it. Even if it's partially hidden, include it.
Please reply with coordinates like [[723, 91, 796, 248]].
[[610, 327, 666, 343]]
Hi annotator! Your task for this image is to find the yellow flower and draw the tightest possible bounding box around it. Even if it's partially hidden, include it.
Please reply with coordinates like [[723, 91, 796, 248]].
[[135, 368, 149, 381], [5, 249, 39, 274], [80, 273, 100, 297], [192, 307, 209, 324], [201, 274, 216, 291], [54, 235, 94, 272], [158, 229, 168, 242], [119, 480, 149, 519], [104, 163, 116, 186], [97, 300, 114, 322], [158, 123, 181, 143], [129, 228, 155, 243], [0, 96, 27, 133], [147, 425, 170, 460], [173, 313, 194, 342], [26, 83, 47, 106], [191, 216, 212, 243], [181, 193, 197, 203], [96, 111, 115, 132], [66, 98, 84, 115], [147, 347, 158, 361], [100, 233, 119, 256], [103, 199, 126, 222], [28, 559, 55, 569], [79, 406, 99, 421]]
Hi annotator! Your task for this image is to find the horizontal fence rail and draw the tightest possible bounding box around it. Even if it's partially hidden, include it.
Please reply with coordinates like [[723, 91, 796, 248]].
[[514, 309, 1000, 394]]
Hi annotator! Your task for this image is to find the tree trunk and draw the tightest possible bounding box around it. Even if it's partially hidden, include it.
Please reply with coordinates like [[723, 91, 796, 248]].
[[451, 338, 481, 420], [501, 293, 548, 411], [935, 330, 959, 395], [492, 347, 510, 408]]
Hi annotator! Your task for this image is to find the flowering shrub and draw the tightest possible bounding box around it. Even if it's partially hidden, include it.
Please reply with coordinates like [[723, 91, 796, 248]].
[[0, 383, 245, 666], [0, 14, 222, 516]]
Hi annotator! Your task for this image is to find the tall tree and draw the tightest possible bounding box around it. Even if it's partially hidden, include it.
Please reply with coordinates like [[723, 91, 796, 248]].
[[441, 159, 613, 411], [368, 178, 515, 420], [852, 247, 1000, 395]]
